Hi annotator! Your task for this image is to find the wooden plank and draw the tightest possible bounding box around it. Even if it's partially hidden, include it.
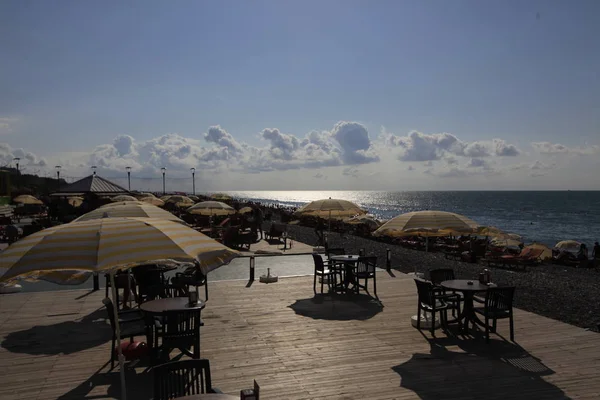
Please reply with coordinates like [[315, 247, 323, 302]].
[[1, 270, 600, 399]]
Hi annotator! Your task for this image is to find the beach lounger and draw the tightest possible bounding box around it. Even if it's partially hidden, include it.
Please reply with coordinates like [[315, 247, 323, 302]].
[[501, 248, 544, 271]]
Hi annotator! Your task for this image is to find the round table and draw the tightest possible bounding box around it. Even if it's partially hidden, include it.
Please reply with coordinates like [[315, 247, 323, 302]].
[[441, 279, 490, 332], [329, 255, 360, 293], [174, 394, 238, 400], [140, 297, 205, 314]]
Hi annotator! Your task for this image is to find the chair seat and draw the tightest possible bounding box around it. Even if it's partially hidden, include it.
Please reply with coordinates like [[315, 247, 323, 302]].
[[315, 269, 334, 275], [474, 307, 510, 318], [420, 301, 450, 311]]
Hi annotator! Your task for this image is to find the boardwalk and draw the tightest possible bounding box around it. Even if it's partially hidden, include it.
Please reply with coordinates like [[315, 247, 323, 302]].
[[1, 271, 600, 399]]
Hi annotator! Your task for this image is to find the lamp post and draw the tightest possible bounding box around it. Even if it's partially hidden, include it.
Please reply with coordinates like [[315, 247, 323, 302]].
[[190, 167, 196, 195], [55, 165, 62, 191], [126, 167, 131, 191], [91, 165, 97, 176], [13, 157, 20, 173], [161, 167, 166, 195]]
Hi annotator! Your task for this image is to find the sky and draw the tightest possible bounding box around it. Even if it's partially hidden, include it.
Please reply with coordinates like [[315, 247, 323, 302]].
[[1, 0, 599, 191]]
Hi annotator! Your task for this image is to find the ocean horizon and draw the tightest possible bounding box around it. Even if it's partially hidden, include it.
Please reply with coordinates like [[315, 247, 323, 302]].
[[195, 190, 600, 248]]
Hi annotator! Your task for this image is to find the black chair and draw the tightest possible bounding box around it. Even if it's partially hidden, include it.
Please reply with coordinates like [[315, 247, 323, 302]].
[[355, 256, 378, 298], [102, 298, 146, 369], [429, 268, 462, 315], [153, 359, 222, 400], [312, 253, 336, 295], [156, 309, 203, 361], [325, 247, 346, 259], [474, 287, 516, 343], [413, 279, 459, 336], [173, 266, 209, 301]]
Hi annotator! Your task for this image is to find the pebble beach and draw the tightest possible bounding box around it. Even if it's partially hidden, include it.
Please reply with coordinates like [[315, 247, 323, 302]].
[[285, 224, 600, 332]]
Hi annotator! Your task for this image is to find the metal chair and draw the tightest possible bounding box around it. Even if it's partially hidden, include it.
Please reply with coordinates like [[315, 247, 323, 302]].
[[429, 268, 462, 315], [413, 279, 459, 336], [474, 287, 516, 343], [102, 298, 146, 369], [312, 253, 336, 294], [355, 256, 378, 298], [153, 359, 222, 400], [155, 309, 203, 361]]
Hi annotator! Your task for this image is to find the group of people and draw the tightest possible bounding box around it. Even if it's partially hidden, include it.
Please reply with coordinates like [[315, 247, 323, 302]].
[[553, 241, 600, 268]]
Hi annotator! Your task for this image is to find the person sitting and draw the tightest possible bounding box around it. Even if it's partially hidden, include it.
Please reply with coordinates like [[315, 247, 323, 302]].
[[314, 219, 325, 246], [592, 241, 600, 267], [577, 243, 589, 268]]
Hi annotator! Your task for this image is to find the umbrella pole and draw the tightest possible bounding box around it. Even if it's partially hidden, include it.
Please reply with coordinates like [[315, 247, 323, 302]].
[[109, 271, 128, 400]]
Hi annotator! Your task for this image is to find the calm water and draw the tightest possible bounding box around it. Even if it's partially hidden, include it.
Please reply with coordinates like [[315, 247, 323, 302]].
[[221, 191, 600, 247]]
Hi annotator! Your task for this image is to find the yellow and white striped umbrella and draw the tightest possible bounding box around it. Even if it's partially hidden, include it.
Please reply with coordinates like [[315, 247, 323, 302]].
[[294, 198, 366, 219], [139, 196, 165, 207], [13, 195, 43, 205], [99, 200, 145, 209], [73, 203, 182, 223], [0, 217, 241, 283], [555, 240, 581, 250], [187, 201, 236, 216], [165, 195, 194, 205], [238, 206, 253, 214], [373, 210, 479, 237], [344, 214, 382, 230], [111, 195, 138, 202]]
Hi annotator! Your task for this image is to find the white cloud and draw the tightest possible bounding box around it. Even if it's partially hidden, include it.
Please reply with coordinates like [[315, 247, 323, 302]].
[[531, 141, 600, 156], [386, 130, 520, 161], [0, 143, 47, 169], [331, 121, 379, 164]]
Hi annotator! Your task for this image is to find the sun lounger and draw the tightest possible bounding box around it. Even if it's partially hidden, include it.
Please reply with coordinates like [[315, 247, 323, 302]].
[[500, 248, 544, 271]]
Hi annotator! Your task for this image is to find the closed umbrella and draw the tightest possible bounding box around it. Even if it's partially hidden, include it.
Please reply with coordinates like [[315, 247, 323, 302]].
[[0, 217, 240, 400], [187, 201, 235, 216], [111, 195, 138, 202], [13, 195, 43, 205], [139, 197, 165, 207], [555, 240, 581, 250], [73, 203, 183, 223]]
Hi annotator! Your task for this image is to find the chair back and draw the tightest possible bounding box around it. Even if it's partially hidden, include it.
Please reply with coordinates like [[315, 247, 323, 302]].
[[485, 287, 515, 312], [326, 247, 346, 259], [414, 279, 435, 308], [312, 253, 326, 272], [160, 309, 202, 351], [153, 359, 213, 400], [102, 298, 117, 333], [429, 268, 455, 286], [356, 256, 377, 275]]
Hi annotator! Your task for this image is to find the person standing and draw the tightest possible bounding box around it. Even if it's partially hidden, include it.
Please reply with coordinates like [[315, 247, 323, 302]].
[[253, 206, 264, 240], [592, 241, 600, 267]]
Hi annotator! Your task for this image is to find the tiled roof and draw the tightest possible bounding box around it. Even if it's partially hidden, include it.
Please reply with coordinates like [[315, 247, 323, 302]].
[[57, 175, 128, 194]]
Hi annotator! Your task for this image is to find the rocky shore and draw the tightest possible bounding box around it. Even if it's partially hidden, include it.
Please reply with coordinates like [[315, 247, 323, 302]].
[[285, 224, 600, 332]]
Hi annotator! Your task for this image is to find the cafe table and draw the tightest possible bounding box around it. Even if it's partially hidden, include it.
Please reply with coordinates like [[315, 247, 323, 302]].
[[440, 279, 494, 332], [329, 255, 361, 293]]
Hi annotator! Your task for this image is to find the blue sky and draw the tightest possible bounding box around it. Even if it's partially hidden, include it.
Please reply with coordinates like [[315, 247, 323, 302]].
[[1, 0, 599, 190]]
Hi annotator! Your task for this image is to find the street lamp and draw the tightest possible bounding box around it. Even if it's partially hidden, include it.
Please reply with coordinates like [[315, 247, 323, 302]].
[[190, 167, 196, 196], [55, 165, 62, 191], [126, 166, 131, 191], [161, 167, 166, 195], [91, 165, 97, 176], [13, 157, 20, 173]]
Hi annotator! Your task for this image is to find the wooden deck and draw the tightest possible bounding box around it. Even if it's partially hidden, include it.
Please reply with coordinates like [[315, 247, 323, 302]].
[[1, 271, 600, 399]]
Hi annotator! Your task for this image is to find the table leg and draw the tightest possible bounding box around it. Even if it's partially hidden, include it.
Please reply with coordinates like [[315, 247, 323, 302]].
[[461, 292, 475, 332]]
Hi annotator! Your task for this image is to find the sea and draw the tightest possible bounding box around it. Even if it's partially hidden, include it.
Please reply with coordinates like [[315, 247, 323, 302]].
[[220, 191, 600, 248]]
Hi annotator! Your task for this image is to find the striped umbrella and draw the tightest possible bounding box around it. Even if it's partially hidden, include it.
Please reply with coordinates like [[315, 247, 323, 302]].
[[0, 217, 240, 400], [99, 200, 145, 208], [139, 196, 165, 207], [73, 203, 182, 223], [13, 195, 43, 205], [238, 206, 253, 214], [165, 195, 194, 205], [294, 198, 366, 219], [187, 201, 236, 216], [555, 240, 581, 250], [0, 217, 240, 282], [373, 210, 479, 238], [111, 195, 138, 202]]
